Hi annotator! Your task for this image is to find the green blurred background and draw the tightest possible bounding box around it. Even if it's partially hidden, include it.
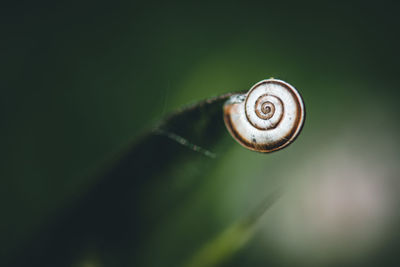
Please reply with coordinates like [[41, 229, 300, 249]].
[[2, 0, 400, 266]]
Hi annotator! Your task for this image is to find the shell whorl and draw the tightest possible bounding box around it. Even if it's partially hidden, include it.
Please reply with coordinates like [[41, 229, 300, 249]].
[[223, 79, 305, 153]]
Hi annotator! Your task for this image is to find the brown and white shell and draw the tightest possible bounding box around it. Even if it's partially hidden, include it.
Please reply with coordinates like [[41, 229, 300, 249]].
[[223, 79, 305, 152]]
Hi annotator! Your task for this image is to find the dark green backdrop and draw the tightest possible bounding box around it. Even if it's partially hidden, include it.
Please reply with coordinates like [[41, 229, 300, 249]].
[[2, 1, 400, 266]]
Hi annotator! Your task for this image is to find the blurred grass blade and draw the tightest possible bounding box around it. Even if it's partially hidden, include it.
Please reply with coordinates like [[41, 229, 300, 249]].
[[7, 93, 237, 267], [184, 189, 282, 267]]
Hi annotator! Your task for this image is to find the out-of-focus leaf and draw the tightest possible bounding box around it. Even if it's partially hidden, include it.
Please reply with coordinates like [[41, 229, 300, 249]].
[[7, 93, 238, 267], [184, 189, 282, 267]]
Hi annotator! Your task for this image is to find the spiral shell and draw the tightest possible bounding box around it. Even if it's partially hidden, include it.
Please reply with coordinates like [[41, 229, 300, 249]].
[[223, 79, 305, 152]]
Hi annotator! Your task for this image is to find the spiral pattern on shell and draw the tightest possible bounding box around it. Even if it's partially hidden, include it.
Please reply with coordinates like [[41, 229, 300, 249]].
[[223, 79, 305, 153]]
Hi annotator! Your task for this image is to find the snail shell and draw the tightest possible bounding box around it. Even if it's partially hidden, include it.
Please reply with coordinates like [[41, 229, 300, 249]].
[[223, 79, 305, 152]]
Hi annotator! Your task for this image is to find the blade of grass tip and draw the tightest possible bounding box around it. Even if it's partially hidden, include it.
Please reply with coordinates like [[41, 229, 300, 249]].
[[6, 92, 241, 267], [183, 188, 283, 267]]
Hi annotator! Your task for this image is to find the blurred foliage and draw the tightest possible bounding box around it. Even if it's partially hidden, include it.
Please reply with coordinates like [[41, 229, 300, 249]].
[[5, 94, 240, 266], [2, 0, 400, 266]]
